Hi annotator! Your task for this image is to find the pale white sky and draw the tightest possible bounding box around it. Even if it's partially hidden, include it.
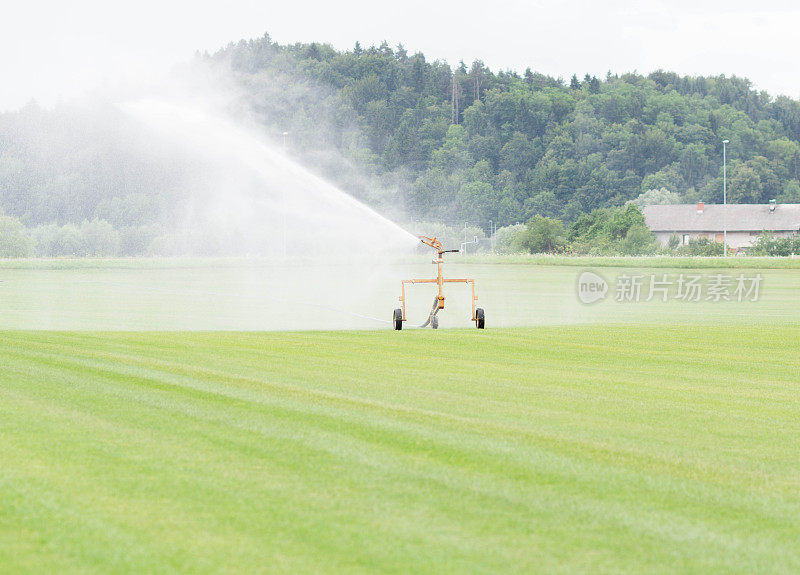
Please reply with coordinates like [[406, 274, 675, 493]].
[[2, 0, 799, 111]]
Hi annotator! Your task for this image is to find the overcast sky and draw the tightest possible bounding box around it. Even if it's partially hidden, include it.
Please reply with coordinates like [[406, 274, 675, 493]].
[[2, 0, 799, 111]]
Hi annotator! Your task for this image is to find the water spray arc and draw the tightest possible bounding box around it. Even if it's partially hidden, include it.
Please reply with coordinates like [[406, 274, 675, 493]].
[[120, 100, 419, 257], [393, 236, 485, 330]]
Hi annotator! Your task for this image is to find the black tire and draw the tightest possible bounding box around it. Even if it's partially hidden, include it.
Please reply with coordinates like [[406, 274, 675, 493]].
[[475, 308, 485, 329], [393, 308, 403, 330], [431, 316, 439, 329]]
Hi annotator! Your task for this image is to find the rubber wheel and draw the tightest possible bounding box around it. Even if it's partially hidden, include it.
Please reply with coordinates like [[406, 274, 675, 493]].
[[393, 308, 403, 330], [431, 316, 439, 329], [475, 308, 485, 329]]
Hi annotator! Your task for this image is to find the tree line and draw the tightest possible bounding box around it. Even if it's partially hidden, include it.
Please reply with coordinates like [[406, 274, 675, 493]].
[[211, 34, 800, 233], [2, 33, 800, 255]]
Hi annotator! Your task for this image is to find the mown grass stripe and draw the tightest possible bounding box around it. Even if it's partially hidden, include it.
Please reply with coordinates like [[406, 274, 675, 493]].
[[1, 326, 798, 573]]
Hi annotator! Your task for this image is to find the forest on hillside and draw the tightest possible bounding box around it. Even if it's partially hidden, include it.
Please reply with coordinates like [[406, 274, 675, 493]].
[[215, 35, 800, 223], [1, 33, 800, 256]]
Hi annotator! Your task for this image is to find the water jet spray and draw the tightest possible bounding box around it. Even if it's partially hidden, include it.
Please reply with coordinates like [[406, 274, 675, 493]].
[[119, 99, 419, 257]]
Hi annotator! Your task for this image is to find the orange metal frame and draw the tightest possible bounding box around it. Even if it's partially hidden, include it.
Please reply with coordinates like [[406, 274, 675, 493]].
[[399, 236, 478, 322]]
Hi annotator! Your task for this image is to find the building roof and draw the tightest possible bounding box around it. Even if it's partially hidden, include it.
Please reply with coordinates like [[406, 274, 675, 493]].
[[643, 203, 800, 232]]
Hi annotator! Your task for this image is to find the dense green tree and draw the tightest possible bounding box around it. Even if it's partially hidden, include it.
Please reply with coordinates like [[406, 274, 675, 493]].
[[0, 215, 33, 257], [746, 156, 781, 201], [516, 215, 566, 253], [778, 180, 800, 202], [567, 204, 655, 254], [632, 187, 682, 207], [3, 34, 800, 250], [80, 219, 120, 257], [499, 132, 536, 174], [728, 164, 762, 203], [457, 181, 496, 227], [680, 144, 708, 188]]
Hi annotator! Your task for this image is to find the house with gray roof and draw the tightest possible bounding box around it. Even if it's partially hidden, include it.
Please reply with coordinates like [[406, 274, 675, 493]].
[[643, 202, 800, 252]]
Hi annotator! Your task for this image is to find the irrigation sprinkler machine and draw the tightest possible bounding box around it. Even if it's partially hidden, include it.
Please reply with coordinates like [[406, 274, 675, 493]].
[[393, 236, 485, 330]]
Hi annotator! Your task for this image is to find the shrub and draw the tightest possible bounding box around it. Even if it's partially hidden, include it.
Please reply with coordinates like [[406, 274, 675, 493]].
[[493, 224, 527, 254], [80, 219, 120, 257], [32, 224, 82, 256], [750, 233, 800, 256], [0, 215, 33, 257], [676, 237, 725, 256], [619, 224, 659, 256], [668, 233, 681, 251], [568, 204, 658, 255], [119, 226, 156, 256]]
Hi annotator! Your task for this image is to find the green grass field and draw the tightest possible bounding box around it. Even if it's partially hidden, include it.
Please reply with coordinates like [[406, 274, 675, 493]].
[[0, 260, 798, 330], [2, 326, 799, 573], [1, 255, 799, 270]]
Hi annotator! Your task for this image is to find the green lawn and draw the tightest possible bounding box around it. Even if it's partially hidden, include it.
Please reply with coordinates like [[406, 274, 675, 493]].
[[2, 326, 799, 573], [0, 261, 797, 330], [460, 254, 800, 269], [1, 255, 799, 270]]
